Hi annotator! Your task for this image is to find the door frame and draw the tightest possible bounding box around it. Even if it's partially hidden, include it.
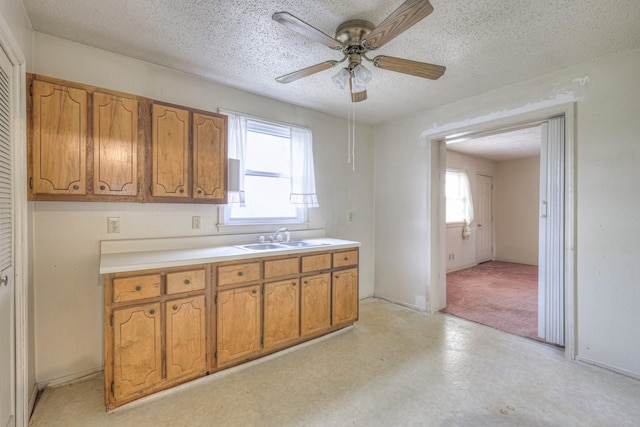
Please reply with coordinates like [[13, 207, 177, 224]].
[[425, 103, 576, 360], [0, 13, 30, 427]]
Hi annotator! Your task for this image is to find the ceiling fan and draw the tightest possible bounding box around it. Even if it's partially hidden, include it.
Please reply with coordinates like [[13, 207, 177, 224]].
[[272, 0, 446, 102]]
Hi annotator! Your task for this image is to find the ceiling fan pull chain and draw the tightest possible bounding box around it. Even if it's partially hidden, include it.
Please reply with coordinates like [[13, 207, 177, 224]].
[[351, 102, 356, 171]]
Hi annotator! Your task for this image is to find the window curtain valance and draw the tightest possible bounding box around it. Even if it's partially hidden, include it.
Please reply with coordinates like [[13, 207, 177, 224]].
[[219, 109, 247, 206]]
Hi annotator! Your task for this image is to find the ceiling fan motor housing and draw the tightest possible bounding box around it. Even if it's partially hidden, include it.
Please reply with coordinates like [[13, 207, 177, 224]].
[[335, 20, 375, 70]]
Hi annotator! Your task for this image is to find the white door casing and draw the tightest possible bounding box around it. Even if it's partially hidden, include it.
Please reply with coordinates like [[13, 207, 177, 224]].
[[0, 45, 15, 427], [476, 174, 493, 263]]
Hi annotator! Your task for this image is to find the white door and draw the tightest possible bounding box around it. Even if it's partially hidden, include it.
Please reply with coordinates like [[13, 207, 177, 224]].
[[0, 46, 15, 427], [476, 174, 493, 263], [538, 117, 565, 346]]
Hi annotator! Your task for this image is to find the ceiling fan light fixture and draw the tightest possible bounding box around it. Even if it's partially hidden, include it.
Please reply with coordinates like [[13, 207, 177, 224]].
[[331, 68, 350, 90], [352, 64, 372, 87]]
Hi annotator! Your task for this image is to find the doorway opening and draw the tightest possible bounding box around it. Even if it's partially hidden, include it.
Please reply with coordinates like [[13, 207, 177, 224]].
[[426, 104, 576, 359], [441, 125, 545, 342]]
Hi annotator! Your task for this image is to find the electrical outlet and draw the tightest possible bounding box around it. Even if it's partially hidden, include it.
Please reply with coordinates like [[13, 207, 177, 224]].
[[107, 217, 120, 234], [192, 216, 201, 230]]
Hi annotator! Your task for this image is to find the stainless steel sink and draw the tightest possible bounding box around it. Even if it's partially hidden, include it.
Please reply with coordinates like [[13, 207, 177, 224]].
[[235, 240, 329, 251], [236, 243, 286, 251], [279, 241, 329, 248]]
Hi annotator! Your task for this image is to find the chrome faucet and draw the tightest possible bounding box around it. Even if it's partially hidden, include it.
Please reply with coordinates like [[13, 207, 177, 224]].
[[269, 227, 289, 243]]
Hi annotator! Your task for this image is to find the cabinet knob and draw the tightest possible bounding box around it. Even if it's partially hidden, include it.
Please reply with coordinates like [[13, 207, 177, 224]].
[[252, 289, 257, 294], [304, 280, 308, 285], [100, 185, 106, 190], [73, 185, 79, 190], [184, 279, 190, 285], [136, 285, 142, 291], [149, 309, 155, 315], [197, 189, 203, 194], [344, 257, 348, 261], [292, 282, 296, 287], [173, 305, 178, 311], [179, 188, 185, 193], [238, 271, 243, 276]]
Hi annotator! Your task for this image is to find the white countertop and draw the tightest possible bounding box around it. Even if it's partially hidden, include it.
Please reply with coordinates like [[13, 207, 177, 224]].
[[99, 237, 360, 274]]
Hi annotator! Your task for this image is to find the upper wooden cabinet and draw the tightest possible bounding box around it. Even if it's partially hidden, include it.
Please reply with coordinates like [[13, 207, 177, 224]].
[[93, 91, 140, 196], [151, 104, 189, 198], [150, 103, 227, 203], [27, 74, 228, 204], [31, 79, 88, 195], [193, 112, 226, 200]]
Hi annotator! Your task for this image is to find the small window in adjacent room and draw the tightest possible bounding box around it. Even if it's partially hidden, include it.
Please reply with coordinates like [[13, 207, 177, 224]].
[[445, 169, 473, 224], [219, 109, 319, 226]]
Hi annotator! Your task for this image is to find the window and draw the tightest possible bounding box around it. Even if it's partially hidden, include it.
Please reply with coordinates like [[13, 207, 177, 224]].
[[446, 170, 473, 224], [220, 110, 318, 226]]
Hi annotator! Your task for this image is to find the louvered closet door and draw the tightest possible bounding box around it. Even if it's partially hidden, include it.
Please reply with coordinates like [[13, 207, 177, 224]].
[[0, 47, 15, 427]]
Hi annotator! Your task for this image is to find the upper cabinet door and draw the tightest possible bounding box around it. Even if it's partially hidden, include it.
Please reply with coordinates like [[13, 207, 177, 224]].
[[192, 112, 226, 201], [152, 104, 189, 197], [32, 80, 87, 195], [93, 92, 139, 196]]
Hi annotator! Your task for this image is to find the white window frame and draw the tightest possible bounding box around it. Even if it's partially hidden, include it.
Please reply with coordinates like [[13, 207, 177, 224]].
[[445, 169, 467, 225], [218, 116, 310, 232]]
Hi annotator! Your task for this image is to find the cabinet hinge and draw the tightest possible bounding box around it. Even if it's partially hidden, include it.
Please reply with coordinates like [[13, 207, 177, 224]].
[[205, 353, 208, 362], [261, 336, 264, 346], [150, 105, 153, 116], [29, 177, 33, 189], [214, 350, 217, 359], [29, 84, 33, 96], [110, 315, 113, 327], [111, 381, 114, 394], [138, 105, 142, 116], [214, 295, 217, 304]]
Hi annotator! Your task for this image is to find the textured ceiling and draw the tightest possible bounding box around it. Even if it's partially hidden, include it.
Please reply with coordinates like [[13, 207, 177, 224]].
[[447, 126, 541, 161], [22, 0, 640, 124]]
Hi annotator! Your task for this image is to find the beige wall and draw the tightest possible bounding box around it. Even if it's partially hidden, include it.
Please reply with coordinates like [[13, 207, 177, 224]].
[[494, 156, 540, 265], [31, 33, 375, 384], [445, 150, 496, 272], [374, 47, 640, 376]]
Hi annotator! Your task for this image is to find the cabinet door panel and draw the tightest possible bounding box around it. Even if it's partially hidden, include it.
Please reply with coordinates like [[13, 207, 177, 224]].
[[166, 295, 207, 380], [113, 303, 162, 399], [152, 104, 189, 197], [93, 92, 138, 195], [217, 285, 261, 365], [193, 112, 226, 200], [333, 268, 359, 325], [301, 273, 331, 336], [32, 80, 87, 195], [264, 279, 300, 349]]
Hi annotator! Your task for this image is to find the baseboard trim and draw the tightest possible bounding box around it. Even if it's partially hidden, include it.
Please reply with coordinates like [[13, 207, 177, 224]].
[[28, 383, 39, 418], [575, 356, 640, 381], [38, 367, 103, 389], [372, 295, 426, 313], [494, 257, 538, 266], [446, 262, 477, 273]]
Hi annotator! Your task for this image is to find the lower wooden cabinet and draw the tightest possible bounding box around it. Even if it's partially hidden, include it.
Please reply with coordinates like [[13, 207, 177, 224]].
[[333, 268, 359, 325], [263, 279, 300, 350], [105, 266, 208, 409], [217, 284, 262, 366], [165, 295, 207, 380], [112, 303, 162, 401], [104, 248, 359, 410], [301, 273, 331, 337]]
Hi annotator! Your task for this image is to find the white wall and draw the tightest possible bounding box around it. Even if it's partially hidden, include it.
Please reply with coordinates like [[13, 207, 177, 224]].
[[374, 47, 640, 376], [31, 33, 375, 383], [494, 156, 540, 265], [445, 150, 496, 272]]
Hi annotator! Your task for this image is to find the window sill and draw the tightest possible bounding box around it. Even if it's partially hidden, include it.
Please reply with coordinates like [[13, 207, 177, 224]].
[[446, 221, 466, 228]]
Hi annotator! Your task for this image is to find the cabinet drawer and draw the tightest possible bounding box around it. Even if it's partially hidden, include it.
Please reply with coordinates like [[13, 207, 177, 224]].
[[333, 250, 358, 268], [301, 253, 331, 273], [218, 262, 261, 286], [167, 269, 206, 295], [113, 274, 161, 303], [264, 257, 299, 279]]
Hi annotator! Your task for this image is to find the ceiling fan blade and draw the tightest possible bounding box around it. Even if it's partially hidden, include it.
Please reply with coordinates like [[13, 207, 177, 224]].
[[363, 0, 434, 50], [276, 60, 338, 84], [273, 12, 344, 50], [373, 55, 445, 80]]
